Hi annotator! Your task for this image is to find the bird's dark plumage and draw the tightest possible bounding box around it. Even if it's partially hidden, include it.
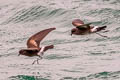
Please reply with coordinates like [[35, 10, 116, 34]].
[[19, 27, 56, 64], [71, 19, 107, 36], [27, 28, 56, 48]]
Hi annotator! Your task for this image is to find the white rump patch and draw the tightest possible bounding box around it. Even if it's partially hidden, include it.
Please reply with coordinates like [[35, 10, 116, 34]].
[[37, 46, 45, 56], [91, 26, 99, 32]]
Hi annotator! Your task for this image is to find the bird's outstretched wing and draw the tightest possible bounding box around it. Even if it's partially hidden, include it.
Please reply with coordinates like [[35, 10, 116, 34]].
[[72, 19, 92, 30], [27, 28, 56, 48], [72, 19, 84, 26]]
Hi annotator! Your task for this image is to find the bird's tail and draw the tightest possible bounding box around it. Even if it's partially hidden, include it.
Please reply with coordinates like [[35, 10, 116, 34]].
[[96, 26, 107, 32], [90, 26, 107, 33]]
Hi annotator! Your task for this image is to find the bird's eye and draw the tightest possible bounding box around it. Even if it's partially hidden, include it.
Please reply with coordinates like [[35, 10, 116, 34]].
[[72, 30, 75, 33]]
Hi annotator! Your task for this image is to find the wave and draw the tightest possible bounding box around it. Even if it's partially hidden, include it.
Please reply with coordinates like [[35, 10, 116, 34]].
[[78, 71, 120, 80], [9, 71, 120, 80], [1, 5, 68, 24]]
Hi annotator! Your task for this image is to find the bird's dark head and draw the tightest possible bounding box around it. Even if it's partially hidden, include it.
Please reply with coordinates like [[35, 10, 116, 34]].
[[18, 49, 28, 56], [71, 28, 77, 36]]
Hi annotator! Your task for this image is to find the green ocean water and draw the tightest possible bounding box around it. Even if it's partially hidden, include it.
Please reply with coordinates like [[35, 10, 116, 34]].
[[0, 0, 120, 80]]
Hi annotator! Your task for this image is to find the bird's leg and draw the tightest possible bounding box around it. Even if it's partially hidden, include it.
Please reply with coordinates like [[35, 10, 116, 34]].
[[39, 55, 43, 59], [36, 55, 43, 64], [102, 30, 109, 33], [32, 55, 43, 65], [32, 59, 37, 65], [95, 32, 109, 39]]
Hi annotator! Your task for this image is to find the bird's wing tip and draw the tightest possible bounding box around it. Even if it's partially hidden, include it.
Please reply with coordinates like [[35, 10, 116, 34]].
[[51, 27, 56, 30]]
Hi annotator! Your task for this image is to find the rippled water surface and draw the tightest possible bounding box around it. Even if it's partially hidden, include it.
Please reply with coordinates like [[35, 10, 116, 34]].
[[0, 0, 120, 80]]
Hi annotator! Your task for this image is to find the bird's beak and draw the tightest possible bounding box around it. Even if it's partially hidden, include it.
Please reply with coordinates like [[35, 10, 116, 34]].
[[71, 31, 73, 36], [18, 53, 20, 56]]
